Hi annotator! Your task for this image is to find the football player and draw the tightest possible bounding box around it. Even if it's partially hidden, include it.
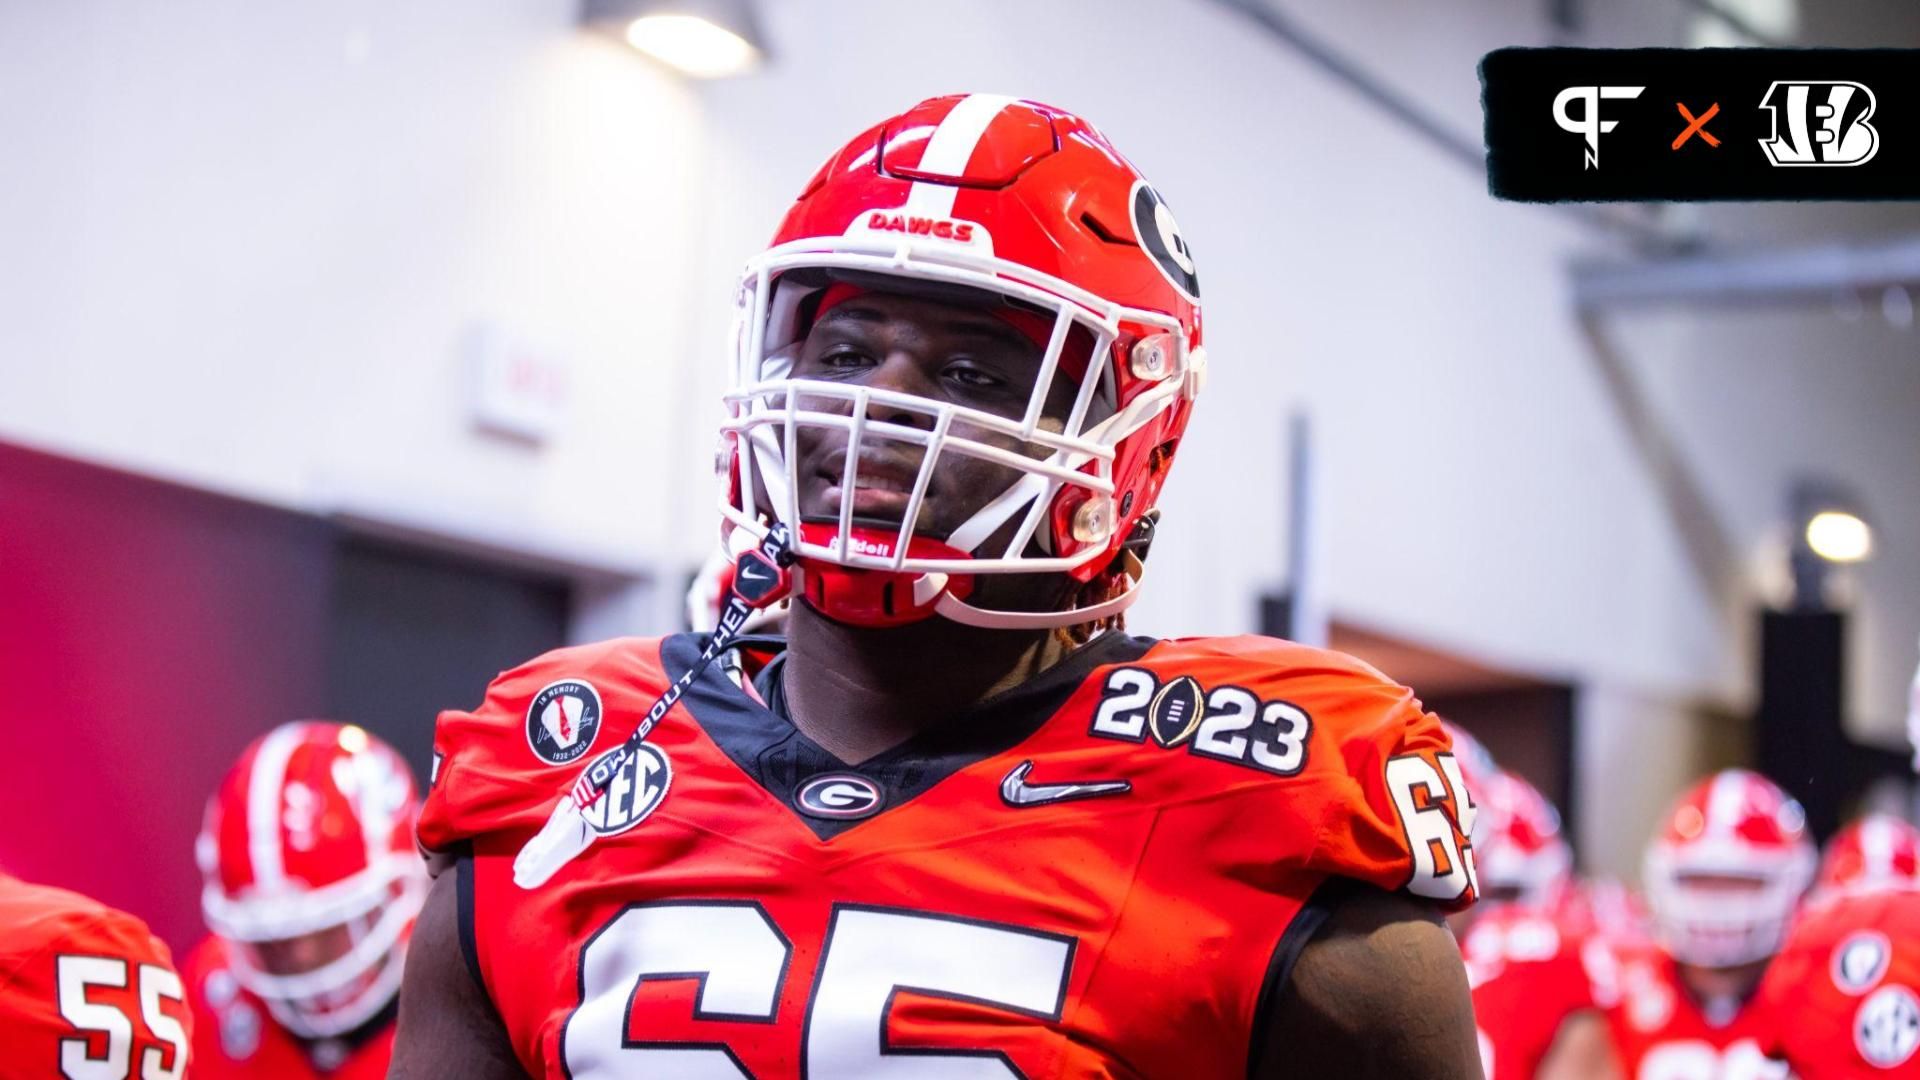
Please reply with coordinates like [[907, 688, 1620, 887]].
[[1603, 769, 1814, 1079], [0, 870, 192, 1079], [1754, 883, 1920, 1077], [183, 720, 426, 1077], [392, 94, 1483, 1079], [1748, 674, 1920, 1078], [1457, 770, 1618, 1080]]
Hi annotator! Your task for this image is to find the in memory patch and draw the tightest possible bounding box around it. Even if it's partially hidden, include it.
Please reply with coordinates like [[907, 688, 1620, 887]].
[[526, 679, 604, 766]]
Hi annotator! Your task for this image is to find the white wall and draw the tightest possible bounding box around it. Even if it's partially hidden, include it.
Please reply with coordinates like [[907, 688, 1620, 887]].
[[0, 0, 706, 578], [4, 0, 1915, 875]]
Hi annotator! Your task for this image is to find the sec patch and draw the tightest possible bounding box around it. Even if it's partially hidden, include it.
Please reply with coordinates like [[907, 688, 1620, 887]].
[[526, 679, 603, 766]]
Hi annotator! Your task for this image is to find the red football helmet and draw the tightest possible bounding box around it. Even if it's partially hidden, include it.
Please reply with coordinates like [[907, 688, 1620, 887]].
[[1642, 769, 1815, 968], [1438, 720, 1497, 798], [1567, 875, 1654, 947], [1815, 813, 1920, 896], [196, 721, 426, 1038], [718, 94, 1205, 629], [1472, 770, 1573, 909]]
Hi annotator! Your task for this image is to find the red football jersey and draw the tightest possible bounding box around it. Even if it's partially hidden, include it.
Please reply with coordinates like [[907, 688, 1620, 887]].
[[1602, 943, 1777, 1080], [0, 871, 192, 1080], [182, 936, 395, 1079], [1463, 903, 1607, 1080], [1753, 886, 1920, 1077], [420, 632, 1478, 1078]]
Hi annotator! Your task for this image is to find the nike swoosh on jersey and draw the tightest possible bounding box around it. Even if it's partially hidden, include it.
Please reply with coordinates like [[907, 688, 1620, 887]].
[[999, 760, 1132, 808]]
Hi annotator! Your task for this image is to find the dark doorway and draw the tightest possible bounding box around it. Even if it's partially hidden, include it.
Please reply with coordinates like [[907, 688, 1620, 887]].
[[324, 536, 573, 784], [1327, 621, 1580, 855]]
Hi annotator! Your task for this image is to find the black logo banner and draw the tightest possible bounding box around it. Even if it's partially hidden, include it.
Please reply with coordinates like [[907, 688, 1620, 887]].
[[1482, 48, 1920, 201]]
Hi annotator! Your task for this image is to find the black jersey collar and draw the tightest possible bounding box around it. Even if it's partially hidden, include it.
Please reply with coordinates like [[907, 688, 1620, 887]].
[[660, 630, 1155, 840]]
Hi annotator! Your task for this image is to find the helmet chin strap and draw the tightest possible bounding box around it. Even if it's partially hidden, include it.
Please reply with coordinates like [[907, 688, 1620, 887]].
[[929, 550, 1144, 630]]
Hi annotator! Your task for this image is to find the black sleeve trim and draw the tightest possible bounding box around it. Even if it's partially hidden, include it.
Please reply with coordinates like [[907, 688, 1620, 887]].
[[453, 845, 488, 999], [1245, 876, 1358, 1080]]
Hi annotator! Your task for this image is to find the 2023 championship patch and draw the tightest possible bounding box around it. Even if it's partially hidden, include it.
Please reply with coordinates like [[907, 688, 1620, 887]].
[[1481, 48, 1920, 201]]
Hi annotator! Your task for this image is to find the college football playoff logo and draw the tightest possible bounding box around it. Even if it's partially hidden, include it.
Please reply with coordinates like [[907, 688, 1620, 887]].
[[1758, 81, 1879, 166], [526, 679, 604, 766]]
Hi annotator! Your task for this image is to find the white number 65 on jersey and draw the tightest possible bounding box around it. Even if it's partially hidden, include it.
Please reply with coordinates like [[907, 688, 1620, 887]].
[[1386, 753, 1479, 904], [563, 901, 1075, 1078]]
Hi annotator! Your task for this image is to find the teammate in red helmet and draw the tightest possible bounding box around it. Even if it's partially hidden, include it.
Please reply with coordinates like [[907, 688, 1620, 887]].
[[0, 871, 193, 1079], [1746, 654, 1920, 1077], [1751, 817, 1920, 1077], [393, 94, 1481, 1078], [1455, 769, 1618, 1080], [1603, 769, 1815, 1079], [182, 720, 426, 1078], [1813, 813, 1920, 899]]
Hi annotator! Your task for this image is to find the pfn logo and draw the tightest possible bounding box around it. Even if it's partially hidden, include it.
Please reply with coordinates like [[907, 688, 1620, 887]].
[[1553, 85, 1645, 169], [1758, 81, 1879, 166]]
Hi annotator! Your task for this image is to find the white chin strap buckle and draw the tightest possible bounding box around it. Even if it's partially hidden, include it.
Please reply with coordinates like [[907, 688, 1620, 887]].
[[912, 572, 950, 607]]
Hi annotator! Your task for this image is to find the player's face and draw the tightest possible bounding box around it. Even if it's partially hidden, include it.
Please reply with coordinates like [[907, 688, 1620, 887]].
[[1673, 872, 1768, 895], [787, 290, 1082, 549], [245, 923, 356, 977]]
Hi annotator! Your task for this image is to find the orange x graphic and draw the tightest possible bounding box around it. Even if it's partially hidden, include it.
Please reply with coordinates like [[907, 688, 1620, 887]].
[[1673, 102, 1721, 149]]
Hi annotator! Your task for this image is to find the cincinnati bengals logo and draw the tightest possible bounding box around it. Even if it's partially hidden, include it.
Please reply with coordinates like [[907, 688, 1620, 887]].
[[526, 679, 604, 766], [1758, 81, 1879, 167], [1130, 180, 1199, 302]]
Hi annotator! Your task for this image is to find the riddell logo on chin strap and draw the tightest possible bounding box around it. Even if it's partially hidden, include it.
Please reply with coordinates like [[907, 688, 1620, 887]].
[[864, 212, 976, 242], [816, 531, 895, 559]]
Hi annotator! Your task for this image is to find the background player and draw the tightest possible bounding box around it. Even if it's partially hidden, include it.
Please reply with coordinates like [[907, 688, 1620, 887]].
[[1755, 882, 1920, 1077], [183, 720, 425, 1078], [1811, 813, 1920, 899], [1750, 681, 1920, 1078], [1456, 767, 1619, 1079], [0, 870, 192, 1080], [1603, 769, 1814, 1080], [392, 93, 1483, 1079]]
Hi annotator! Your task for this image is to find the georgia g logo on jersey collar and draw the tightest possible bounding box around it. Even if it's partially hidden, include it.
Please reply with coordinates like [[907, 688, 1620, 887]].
[[795, 773, 884, 820], [527, 678, 604, 766], [1130, 180, 1199, 302]]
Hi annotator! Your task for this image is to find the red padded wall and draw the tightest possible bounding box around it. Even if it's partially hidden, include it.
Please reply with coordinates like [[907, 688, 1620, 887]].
[[0, 442, 333, 951]]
